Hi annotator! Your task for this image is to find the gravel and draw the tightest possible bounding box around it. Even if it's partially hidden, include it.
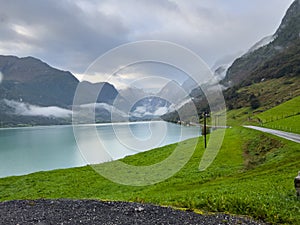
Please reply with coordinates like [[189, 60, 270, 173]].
[[0, 199, 267, 225]]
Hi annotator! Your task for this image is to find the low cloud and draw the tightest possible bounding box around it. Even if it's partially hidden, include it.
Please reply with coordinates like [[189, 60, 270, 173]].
[[4, 99, 72, 118]]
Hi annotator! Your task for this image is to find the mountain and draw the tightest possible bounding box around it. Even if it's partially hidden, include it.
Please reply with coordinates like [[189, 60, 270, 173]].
[[115, 87, 148, 112], [0, 55, 124, 126], [0, 55, 199, 125], [0, 55, 120, 108], [224, 38, 300, 110], [0, 55, 79, 108], [182, 77, 198, 92], [246, 35, 275, 54], [0, 55, 61, 82], [128, 80, 201, 120], [162, 0, 300, 122], [223, 0, 300, 86], [130, 96, 171, 120], [157, 80, 189, 105], [222, 0, 300, 110], [75, 81, 118, 105]]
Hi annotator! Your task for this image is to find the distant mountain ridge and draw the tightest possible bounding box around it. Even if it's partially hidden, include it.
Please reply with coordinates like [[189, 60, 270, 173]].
[[0, 55, 60, 82], [0, 55, 194, 126], [0, 55, 124, 126], [0, 55, 121, 108]]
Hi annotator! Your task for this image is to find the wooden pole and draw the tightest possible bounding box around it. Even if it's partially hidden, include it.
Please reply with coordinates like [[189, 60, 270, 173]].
[[204, 112, 207, 149]]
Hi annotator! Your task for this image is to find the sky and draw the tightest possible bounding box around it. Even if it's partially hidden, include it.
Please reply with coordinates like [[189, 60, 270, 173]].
[[0, 0, 295, 90]]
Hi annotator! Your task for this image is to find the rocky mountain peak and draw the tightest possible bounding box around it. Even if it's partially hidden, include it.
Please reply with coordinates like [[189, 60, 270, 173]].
[[276, 0, 300, 34], [274, 0, 300, 45]]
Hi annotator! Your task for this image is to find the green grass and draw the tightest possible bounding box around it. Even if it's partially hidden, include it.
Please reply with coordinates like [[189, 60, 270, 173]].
[[226, 107, 252, 126], [257, 96, 300, 122], [226, 76, 300, 111], [225, 95, 300, 133], [262, 115, 300, 134], [255, 95, 300, 134], [0, 127, 300, 224]]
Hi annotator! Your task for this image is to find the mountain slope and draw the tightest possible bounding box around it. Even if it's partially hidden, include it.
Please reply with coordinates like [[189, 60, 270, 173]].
[[0, 55, 121, 108], [0, 55, 125, 126], [222, 0, 300, 111], [0, 56, 79, 108], [224, 34, 300, 110], [223, 0, 300, 86], [162, 0, 300, 122]]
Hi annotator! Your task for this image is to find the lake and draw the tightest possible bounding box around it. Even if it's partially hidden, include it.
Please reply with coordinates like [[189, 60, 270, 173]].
[[0, 121, 201, 178]]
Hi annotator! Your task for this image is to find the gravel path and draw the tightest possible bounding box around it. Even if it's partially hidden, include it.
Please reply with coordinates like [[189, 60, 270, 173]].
[[0, 199, 266, 225]]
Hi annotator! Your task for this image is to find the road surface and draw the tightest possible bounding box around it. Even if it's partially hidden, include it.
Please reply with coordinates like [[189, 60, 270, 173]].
[[244, 126, 300, 144]]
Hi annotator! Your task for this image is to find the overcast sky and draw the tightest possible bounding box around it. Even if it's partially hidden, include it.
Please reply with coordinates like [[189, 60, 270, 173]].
[[0, 0, 295, 89]]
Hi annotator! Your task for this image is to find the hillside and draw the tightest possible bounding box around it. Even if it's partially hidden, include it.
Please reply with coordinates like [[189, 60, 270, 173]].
[[0, 55, 123, 126], [223, 0, 300, 86], [223, 0, 300, 112], [161, 0, 300, 124], [254, 96, 300, 134], [0, 56, 120, 108], [218, 3, 300, 120], [0, 56, 79, 108]]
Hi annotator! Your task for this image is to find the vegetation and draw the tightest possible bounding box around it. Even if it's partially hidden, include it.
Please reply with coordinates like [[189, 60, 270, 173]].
[[0, 3, 299, 224], [262, 115, 300, 134], [224, 76, 300, 111], [257, 95, 300, 123], [1, 127, 300, 224], [249, 95, 300, 134], [223, 0, 300, 87]]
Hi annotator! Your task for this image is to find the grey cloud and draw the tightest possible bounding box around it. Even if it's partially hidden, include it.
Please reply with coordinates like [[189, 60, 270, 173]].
[[0, 0, 129, 72], [0, 0, 295, 81]]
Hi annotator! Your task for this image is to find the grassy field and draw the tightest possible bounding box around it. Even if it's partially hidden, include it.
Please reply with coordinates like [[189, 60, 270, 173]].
[[255, 96, 300, 134], [224, 95, 300, 135], [0, 127, 300, 224], [261, 115, 300, 134], [226, 107, 252, 126]]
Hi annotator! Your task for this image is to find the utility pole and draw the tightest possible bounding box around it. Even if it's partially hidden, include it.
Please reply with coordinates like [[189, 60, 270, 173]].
[[203, 112, 207, 149]]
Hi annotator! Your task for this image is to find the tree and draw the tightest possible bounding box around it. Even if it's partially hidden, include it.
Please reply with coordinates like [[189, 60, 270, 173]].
[[249, 94, 260, 109]]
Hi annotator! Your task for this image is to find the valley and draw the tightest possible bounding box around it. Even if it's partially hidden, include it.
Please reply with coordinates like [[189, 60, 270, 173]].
[[0, 1, 299, 224]]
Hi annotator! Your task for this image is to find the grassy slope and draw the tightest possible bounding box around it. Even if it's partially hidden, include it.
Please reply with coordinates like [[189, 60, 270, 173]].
[[225, 94, 300, 133], [254, 96, 300, 134], [263, 115, 300, 134], [0, 127, 299, 224], [225, 76, 300, 111]]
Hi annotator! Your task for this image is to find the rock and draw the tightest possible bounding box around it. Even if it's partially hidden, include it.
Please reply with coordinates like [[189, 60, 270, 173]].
[[294, 171, 300, 197]]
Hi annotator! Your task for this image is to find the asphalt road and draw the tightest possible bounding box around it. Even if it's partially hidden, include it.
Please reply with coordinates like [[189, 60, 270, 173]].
[[244, 126, 300, 143]]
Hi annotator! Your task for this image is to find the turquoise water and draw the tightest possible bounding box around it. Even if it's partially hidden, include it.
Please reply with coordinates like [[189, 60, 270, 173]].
[[0, 121, 200, 178]]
